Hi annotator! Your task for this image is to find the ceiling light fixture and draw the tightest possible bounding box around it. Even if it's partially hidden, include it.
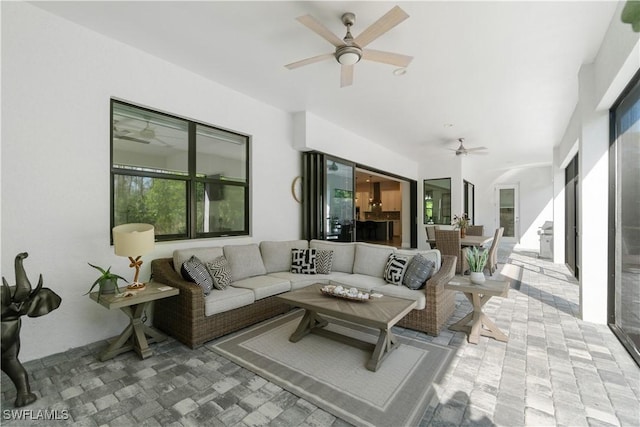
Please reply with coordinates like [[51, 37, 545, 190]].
[[393, 67, 407, 76], [336, 48, 362, 65]]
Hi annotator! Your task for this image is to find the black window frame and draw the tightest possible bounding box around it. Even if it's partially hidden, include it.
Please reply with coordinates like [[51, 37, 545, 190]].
[[110, 99, 250, 242]]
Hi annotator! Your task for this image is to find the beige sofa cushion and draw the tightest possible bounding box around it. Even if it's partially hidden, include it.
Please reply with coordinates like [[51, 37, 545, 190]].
[[353, 242, 396, 277], [223, 244, 267, 281], [173, 247, 224, 275], [260, 240, 309, 273], [231, 275, 291, 300], [310, 240, 355, 273], [329, 275, 387, 291], [371, 284, 426, 310], [204, 286, 255, 316], [268, 271, 351, 290]]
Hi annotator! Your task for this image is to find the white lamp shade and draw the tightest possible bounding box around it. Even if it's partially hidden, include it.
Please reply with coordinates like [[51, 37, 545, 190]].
[[338, 52, 360, 65], [112, 223, 155, 257]]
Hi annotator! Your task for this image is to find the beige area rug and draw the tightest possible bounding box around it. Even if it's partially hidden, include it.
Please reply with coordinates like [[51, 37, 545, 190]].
[[208, 310, 453, 427]]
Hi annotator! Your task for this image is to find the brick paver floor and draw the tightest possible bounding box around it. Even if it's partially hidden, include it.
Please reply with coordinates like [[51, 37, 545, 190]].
[[2, 245, 638, 426]]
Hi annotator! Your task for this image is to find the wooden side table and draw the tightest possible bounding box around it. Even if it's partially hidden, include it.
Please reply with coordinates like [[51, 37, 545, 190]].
[[90, 281, 179, 361], [445, 275, 510, 344]]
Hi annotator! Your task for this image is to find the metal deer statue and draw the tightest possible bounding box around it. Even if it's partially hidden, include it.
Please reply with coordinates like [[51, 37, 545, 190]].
[[1, 253, 61, 407]]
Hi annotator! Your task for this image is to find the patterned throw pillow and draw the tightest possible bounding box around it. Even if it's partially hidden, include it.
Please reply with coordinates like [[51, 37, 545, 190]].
[[206, 256, 232, 290], [402, 254, 435, 290], [384, 254, 409, 285], [291, 248, 317, 274], [181, 255, 214, 295], [316, 250, 334, 274]]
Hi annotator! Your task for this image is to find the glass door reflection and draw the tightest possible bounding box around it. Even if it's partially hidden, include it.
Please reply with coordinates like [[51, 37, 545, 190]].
[[325, 159, 354, 241]]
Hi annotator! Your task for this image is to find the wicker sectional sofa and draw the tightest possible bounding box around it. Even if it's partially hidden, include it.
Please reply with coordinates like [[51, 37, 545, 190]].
[[151, 239, 457, 348]]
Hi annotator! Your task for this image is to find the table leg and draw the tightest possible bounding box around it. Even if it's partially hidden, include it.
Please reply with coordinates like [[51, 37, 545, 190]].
[[289, 309, 328, 342], [366, 327, 399, 372], [98, 301, 168, 361], [448, 292, 508, 344]]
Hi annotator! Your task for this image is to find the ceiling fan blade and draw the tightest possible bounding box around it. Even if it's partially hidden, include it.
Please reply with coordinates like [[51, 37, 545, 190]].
[[115, 135, 151, 144], [362, 49, 413, 67], [354, 6, 409, 48], [285, 53, 334, 70], [340, 64, 354, 87], [466, 147, 488, 152], [297, 15, 345, 48]]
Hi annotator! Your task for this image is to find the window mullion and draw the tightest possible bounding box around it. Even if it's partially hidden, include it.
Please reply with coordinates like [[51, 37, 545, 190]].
[[188, 122, 197, 239]]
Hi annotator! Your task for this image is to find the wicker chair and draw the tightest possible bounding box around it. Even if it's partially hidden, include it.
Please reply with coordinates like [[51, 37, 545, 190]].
[[435, 229, 469, 274], [485, 227, 504, 275], [425, 225, 439, 246], [466, 225, 484, 236]]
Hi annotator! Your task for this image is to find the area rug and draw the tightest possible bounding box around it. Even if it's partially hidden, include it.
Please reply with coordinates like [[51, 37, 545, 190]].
[[208, 310, 453, 427]]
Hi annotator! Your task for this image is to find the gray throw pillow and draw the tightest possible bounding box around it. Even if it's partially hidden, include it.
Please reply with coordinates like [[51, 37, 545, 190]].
[[206, 256, 231, 290], [181, 255, 214, 296], [316, 250, 334, 274], [402, 254, 435, 290], [291, 248, 317, 274], [384, 254, 409, 285]]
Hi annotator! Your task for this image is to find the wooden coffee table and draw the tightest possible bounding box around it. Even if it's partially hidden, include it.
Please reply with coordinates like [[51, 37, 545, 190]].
[[276, 283, 416, 372], [445, 275, 510, 344]]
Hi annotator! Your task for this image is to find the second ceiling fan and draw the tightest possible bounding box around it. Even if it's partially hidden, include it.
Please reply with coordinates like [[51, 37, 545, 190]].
[[450, 138, 488, 156], [285, 6, 413, 87]]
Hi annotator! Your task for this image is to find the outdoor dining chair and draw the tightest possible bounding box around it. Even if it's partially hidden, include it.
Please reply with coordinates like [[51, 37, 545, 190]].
[[485, 227, 504, 275], [435, 229, 469, 275]]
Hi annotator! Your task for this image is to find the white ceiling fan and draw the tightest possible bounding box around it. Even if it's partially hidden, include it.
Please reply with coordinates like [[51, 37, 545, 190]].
[[450, 138, 488, 156], [285, 6, 413, 88], [113, 120, 171, 146]]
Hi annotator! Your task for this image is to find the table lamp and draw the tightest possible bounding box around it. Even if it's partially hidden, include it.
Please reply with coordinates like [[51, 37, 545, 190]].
[[112, 223, 155, 290]]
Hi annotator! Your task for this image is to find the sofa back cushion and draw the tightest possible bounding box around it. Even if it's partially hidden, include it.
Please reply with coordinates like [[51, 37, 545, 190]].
[[223, 244, 267, 281], [394, 249, 442, 273], [260, 240, 308, 273], [309, 240, 355, 273], [173, 247, 224, 275], [353, 242, 396, 278]]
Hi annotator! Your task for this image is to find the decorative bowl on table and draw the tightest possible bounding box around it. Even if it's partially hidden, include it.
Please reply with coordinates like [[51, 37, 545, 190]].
[[320, 284, 370, 302]]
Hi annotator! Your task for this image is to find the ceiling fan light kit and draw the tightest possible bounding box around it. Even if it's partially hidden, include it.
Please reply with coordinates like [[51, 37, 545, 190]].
[[285, 6, 413, 87]]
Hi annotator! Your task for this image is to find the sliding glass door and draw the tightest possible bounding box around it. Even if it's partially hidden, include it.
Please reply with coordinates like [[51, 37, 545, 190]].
[[301, 152, 355, 242], [609, 74, 640, 366], [326, 158, 355, 241]]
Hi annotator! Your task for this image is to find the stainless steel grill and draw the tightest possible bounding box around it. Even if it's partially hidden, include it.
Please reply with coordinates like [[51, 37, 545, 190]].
[[537, 221, 553, 258]]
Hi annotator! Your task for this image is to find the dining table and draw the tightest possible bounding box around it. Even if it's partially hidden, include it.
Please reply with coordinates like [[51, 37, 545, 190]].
[[459, 235, 493, 247], [427, 234, 493, 248]]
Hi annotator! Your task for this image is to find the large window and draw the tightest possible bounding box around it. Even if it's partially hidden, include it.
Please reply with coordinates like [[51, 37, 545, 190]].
[[111, 100, 249, 241], [423, 178, 451, 225], [609, 74, 640, 366]]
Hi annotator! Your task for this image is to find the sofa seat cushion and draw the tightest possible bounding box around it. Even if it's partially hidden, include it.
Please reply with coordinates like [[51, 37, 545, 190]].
[[173, 247, 224, 275], [353, 242, 396, 278], [268, 271, 351, 290], [260, 240, 309, 273], [310, 240, 355, 273], [204, 287, 255, 317], [371, 284, 426, 310], [329, 274, 387, 291], [223, 244, 267, 281], [230, 275, 291, 300]]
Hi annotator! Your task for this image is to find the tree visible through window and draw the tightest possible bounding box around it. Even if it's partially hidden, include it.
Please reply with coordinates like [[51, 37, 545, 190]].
[[111, 100, 250, 241]]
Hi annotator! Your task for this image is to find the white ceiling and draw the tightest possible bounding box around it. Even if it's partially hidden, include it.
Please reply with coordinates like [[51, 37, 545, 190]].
[[33, 1, 618, 168]]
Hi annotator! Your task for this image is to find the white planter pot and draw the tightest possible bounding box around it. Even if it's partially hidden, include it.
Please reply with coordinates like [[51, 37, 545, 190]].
[[470, 271, 486, 284]]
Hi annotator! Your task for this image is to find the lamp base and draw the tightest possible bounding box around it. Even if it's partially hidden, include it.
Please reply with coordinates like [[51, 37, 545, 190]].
[[127, 282, 146, 291]]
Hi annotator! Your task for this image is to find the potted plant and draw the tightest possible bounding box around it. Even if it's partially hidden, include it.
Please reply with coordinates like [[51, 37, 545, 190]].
[[453, 213, 470, 237], [466, 246, 488, 284], [86, 263, 127, 301]]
